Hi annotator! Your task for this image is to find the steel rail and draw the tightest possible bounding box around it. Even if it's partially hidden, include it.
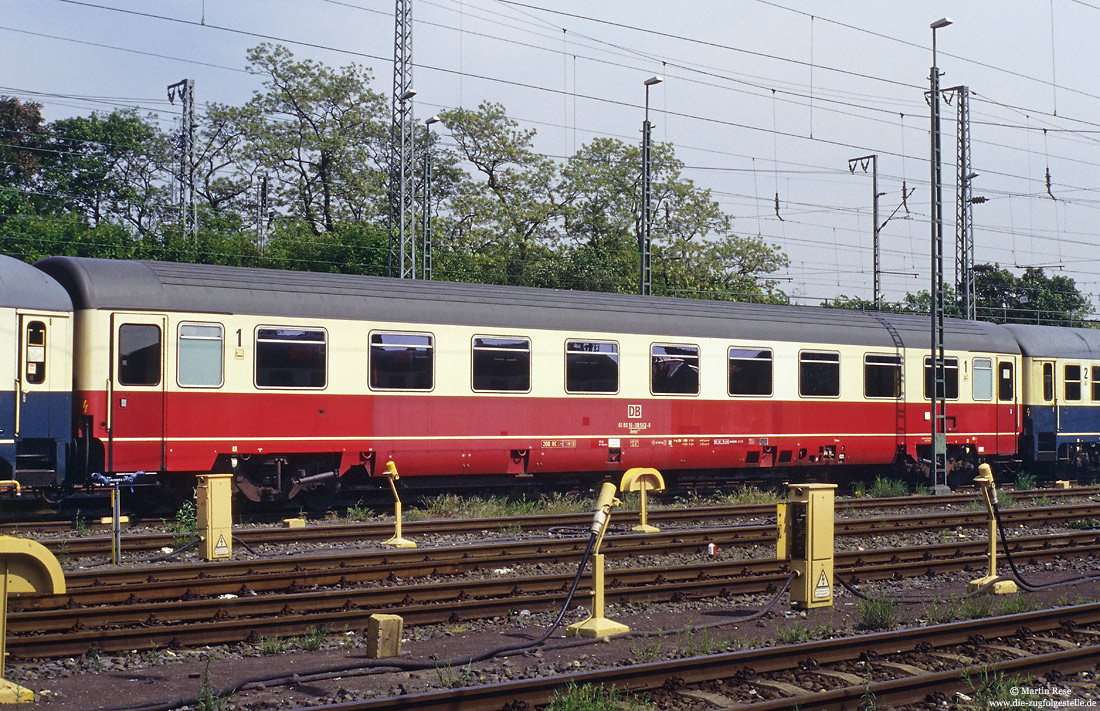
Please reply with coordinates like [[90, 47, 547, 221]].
[[284, 602, 1100, 710], [8, 535, 1100, 658]]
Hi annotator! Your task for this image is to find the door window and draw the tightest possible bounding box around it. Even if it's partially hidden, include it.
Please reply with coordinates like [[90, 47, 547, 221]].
[[25, 321, 46, 384], [118, 324, 162, 386]]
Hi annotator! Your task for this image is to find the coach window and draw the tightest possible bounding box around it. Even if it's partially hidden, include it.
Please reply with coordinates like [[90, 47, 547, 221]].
[[178, 323, 224, 388], [25, 320, 46, 385], [728, 348, 772, 396], [864, 354, 901, 399], [118, 324, 162, 386], [1043, 363, 1054, 402], [972, 358, 993, 401], [370, 332, 433, 390], [472, 336, 530, 392], [566, 340, 618, 394], [1065, 364, 1082, 401], [255, 327, 326, 388], [652, 344, 699, 395], [923, 356, 959, 400], [800, 351, 840, 397], [999, 362, 1014, 402], [1092, 366, 1100, 401]]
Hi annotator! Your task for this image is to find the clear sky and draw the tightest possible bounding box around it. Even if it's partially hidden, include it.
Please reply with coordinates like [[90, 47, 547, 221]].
[[4, 1, 1099, 311]]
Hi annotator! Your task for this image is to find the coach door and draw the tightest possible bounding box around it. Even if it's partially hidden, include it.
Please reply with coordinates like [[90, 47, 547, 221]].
[[996, 359, 1017, 455], [109, 313, 167, 472], [1033, 359, 1057, 462], [15, 313, 69, 443]]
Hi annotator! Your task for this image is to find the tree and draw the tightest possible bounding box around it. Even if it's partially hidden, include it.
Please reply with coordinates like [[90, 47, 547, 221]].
[[974, 264, 1091, 325], [0, 96, 47, 216], [234, 44, 389, 235], [37, 109, 171, 234], [437, 102, 563, 285]]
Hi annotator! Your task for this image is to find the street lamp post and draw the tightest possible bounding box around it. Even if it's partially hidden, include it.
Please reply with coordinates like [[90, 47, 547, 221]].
[[641, 75, 663, 296], [423, 115, 441, 281], [930, 17, 952, 493]]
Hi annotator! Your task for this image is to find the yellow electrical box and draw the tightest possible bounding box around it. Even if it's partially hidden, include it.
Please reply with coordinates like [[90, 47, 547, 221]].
[[196, 474, 233, 560], [784, 483, 836, 609]]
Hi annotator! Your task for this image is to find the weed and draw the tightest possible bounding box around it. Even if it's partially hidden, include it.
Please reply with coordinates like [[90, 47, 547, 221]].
[[258, 636, 289, 655], [167, 499, 198, 548], [73, 511, 90, 537], [859, 664, 877, 710], [958, 665, 1025, 710], [858, 596, 898, 630], [851, 482, 867, 497], [913, 484, 932, 496], [630, 634, 663, 662], [923, 599, 960, 624], [1068, 518, 1100, 530], [433, 660, 475, 688], [676, 624, 722, 656], [995, 596, 1041, 616], [81, 644, 102, 672], [867, 477, 908, 499], [1033, 495, 1055, 507], [775, 624, 815, 644], [1015, 471, 1037, 491], [547, 682, 654, 711], [299, 624, 331, 651], [344, 501, 372, 521], [498, 523, 523, 536], [997, 490, 1015, 510], [146, 642, 162, 665], [959, 595, 994, 620], [726, 486, 781, 505], [195, 656, 235, 711]]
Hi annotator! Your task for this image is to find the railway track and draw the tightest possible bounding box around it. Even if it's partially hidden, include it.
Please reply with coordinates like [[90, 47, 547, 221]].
[[298, 603, 1100, 711], [4, 485, 1097, 538], [23, 498, 1100, 557], [8, 528, 1100, 658]]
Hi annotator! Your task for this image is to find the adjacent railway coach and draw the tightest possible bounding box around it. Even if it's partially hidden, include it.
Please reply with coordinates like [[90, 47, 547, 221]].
[[27, 256, 1022, 501], [0, 255, 73, 487], [1002, 323, 1100, 475]]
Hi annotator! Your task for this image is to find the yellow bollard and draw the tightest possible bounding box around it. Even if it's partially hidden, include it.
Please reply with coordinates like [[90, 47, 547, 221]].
[[197, 474, 233, 560], [0, 537, 65, 702], [620, 468, 665, 533], [967, 464, 1018, 594], [785, 483, 837, 609], [381, 461, 416, 548], [566, 482, 630, 638]]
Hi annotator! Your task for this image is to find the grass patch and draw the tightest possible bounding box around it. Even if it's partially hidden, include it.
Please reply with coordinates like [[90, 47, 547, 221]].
[[858, 596, 899, 630], [195, 656, 235, 711], [958, 666, 1026, 711], [547, 682, 654, 711], [1068, 518, 1100, 530], [775, 623, 830, 644], [258, 636, 289, 655], [413, 492, 589, 519], [1014, 471, 1037, 491], [298, 624, 331, 651], [630, 634, 664, 662], [433, 660, 475, 689], [344, 501, 375, 521], [166, 499, 198, 548], [867, 477, 908, 498]]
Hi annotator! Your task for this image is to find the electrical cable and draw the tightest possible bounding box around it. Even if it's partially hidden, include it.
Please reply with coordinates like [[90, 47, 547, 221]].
[[991, 500, 1100, 591]]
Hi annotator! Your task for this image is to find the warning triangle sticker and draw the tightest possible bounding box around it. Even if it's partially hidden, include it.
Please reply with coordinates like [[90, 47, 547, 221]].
[[214, 534, 229, 555], [816, 569, 829, 588]]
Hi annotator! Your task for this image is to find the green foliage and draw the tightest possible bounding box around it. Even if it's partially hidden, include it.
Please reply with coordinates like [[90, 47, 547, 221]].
[[258, 636, 289, 655], [1068, 518, 1100, 530], [195, 656, 235, 711], [675, 624, 724, 656], [1015, 471, 1037, 490], [958, 666, 1026, 711], [857, 596, 898, 630], [630, 634, 664, 662], [547, 682, 654, 711], [414, 492, 587, 519], [299, 624, 331, 651], [774, 623, 830, 644], [80, 644, 102, 672], [867, 477, 908, 498], [167, 499, 198, 548], [433, 660, 476, 689], [73, 510, 90, 537]]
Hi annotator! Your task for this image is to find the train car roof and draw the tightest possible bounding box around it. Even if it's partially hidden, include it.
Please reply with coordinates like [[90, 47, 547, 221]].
[[1001, 323, 1100, 359], [0, 254, 72, 312], [35, 256, 1020, 353]]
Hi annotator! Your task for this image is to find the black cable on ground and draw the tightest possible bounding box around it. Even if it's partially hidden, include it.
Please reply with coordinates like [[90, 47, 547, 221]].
[[116, 532, 600, 711], [232, 535, 259, 556], [992, 500, 1100, 591], [77, 536, 202, 568], [835, 571, 1005, 603]]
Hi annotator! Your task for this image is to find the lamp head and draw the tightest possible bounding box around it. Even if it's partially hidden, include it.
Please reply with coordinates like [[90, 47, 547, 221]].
[[398, 89, 417, 101], [930, 17, 952, 29], [644, 76, 663, 86], [426, 115, 441, 126]]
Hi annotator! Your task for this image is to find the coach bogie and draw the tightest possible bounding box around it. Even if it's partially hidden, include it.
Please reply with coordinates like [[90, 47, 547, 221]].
[[222, 453, 343, 503]]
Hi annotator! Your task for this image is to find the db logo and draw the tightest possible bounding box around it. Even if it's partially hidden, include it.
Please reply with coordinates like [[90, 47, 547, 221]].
[[627, 404, 642, 419]]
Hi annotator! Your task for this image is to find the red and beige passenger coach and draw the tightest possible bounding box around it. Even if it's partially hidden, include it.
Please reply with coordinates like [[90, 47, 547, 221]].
[[34, 257, 1022, 502]]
